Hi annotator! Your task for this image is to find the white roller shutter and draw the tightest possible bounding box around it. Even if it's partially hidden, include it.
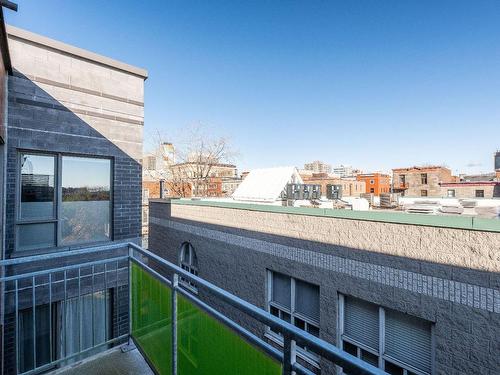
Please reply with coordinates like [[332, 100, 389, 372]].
[[385, 309, 432, 374], [344, 297, 379, 351]]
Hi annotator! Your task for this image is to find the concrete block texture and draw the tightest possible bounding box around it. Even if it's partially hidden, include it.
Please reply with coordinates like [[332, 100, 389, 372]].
[[148, 201, 499, 375]]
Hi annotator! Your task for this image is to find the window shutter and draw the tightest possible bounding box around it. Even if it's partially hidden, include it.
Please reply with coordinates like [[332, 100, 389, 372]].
[[344, 297, 379, 351], [295, 279, 319, 322], [272, 272, 291, 308], [385, 310, 432, 374]]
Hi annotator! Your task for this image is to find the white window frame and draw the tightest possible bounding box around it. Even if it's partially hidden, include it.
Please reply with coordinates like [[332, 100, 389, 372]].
[[265, 270, 320, 368], [337, 294, 434, 375]]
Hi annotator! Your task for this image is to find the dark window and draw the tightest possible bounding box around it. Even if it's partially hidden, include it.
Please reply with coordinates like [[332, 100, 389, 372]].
[[475, 190, 484, 198], [370, 188, 375, 193], [17, 153, 112, 253], [421, 190, 428, 197], [421, 173, 428, 184]]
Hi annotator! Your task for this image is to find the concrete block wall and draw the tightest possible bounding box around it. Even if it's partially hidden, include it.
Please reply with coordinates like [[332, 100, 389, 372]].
[[148, 200, 500, 375]]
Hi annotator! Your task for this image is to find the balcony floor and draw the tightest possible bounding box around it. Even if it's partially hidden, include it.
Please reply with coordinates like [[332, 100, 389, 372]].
[[53, 346, 153, 375]]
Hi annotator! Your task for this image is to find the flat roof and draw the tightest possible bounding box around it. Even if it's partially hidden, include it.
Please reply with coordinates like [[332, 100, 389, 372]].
[[151, 198, 500, 233], [6, 25, 148, 79]]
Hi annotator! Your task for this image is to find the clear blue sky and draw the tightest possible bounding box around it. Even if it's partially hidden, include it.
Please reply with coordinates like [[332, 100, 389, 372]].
[[6, 1, 500, 175]]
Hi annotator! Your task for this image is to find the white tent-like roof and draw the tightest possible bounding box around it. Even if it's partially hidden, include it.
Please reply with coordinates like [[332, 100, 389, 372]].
[[232, 166, 303, 202]]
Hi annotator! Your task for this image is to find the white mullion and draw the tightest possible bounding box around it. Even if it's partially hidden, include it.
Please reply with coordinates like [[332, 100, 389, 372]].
[[379, 306, 385, 369]]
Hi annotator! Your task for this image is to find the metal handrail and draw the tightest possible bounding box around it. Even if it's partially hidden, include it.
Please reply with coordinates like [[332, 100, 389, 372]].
[[130, 243, 386, 375], [1, 242, 386, 375]]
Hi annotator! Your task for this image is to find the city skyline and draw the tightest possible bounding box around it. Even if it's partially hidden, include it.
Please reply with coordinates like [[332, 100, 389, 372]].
[[6, 1, 500, 174]]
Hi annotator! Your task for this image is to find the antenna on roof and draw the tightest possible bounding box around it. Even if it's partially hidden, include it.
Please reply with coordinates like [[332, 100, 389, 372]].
[[0, 1, 17, 11]]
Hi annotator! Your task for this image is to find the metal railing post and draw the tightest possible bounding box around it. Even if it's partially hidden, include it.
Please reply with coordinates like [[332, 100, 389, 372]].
[[128, 245, 133, 344], [283, 333, 297, 375], [172, 273, 178, 375]]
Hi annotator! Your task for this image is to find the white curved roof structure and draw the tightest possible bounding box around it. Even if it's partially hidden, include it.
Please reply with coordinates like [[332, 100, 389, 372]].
[[232, 166, 303, 202]]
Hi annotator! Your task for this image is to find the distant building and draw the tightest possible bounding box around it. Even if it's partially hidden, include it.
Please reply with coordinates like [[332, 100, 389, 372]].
[[440, 181, 500, 199], [332, 164, 358, 178], [302, 173, 365, 198], [495, 150, 500, 171], [222, 176, 243, 196], [392, 166, 456, 197], [304, 160, 332, 174], [232, 166, 302, 203], [356, 173, 391, 196]]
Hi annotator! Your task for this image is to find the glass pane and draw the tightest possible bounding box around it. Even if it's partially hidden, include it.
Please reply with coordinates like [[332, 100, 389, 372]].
[[294, 279, 319, 322], [61, 157, 111, 245], [343, 340, 358, 356], [131, 263, 172, 375], [18, 223, 56, 251], [18, 305, 52, 373], [385, 361, 404, 375], [177, 294, 282, 375], [20, 154, 55, 220], [361, 349, 379, 366], [271, 272, 291, 308]]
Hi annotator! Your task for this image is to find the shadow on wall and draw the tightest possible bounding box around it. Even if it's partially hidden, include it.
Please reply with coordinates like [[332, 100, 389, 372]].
[[5, 70, 143, 258]]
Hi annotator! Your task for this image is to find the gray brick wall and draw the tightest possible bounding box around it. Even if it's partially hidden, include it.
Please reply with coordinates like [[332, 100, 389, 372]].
[[2, 31, 144, 374], [148, 200, 500, 375]]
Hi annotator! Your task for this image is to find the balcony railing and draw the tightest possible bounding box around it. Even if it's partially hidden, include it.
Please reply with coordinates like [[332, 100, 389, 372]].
[[1, 242, 386, 375]]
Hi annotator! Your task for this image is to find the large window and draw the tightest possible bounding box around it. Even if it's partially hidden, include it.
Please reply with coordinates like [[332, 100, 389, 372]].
[[17, 153, 111, 253], [339, 295, 433, 375], [267, 271, 320, 365], [179, 242, 198, 293], [18, 290, 112, 373]]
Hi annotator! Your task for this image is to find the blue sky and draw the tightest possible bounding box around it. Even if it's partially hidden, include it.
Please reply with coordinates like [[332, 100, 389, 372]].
[[6, 1, 500, 175]]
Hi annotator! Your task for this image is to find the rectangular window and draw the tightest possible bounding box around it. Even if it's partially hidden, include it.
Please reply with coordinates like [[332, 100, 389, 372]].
[[370, 188, 375, 193], [475, 190, 484, 198], [447, 189, 455, 198], [18, 290, 112, 372], [421, 173, 428, 185], [339, 295, 433, 375], [17, 153, 112, 253], [267, 271, 320, 365], [421, 190, 428, 197], [61, 156, 111, 245]]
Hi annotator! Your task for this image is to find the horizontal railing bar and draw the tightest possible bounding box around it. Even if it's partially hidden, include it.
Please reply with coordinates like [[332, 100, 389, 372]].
[[20, 333, 129, 375], [5, 266, 129, 293], [0, 242, 128, 267], [0, 255, 129, 282], [130, 256, 172, 286], [130, 243, 385, 375], [176, 284, 283, 363]]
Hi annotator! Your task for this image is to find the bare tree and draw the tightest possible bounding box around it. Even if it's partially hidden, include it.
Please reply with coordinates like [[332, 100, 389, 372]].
[[144, 125, 238, 197]]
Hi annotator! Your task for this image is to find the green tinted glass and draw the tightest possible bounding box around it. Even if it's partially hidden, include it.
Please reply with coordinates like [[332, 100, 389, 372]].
[[177, 294, 282, 375], [131, 263, 172, 375]]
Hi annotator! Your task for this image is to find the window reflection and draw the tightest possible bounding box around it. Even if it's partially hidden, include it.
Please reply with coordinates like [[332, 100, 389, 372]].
[[20, 154, 55, 220], [61, 157, 111, 245]]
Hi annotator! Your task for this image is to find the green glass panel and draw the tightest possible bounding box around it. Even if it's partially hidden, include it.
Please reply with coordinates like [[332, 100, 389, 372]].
[[177, 294, 282, 375], [131, 263, 172, 375]]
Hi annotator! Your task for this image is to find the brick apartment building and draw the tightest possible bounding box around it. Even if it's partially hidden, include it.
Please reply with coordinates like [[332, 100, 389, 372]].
[[440, 182, 500, 198], [356, 173, 391, 196], [392, 166, 456, 197]]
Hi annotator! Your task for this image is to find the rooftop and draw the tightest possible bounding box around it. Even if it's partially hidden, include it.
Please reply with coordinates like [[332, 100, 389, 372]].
[[6, 25, 148, 78]]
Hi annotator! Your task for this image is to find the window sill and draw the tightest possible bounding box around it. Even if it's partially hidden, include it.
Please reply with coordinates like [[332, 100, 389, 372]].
[[9, 239, 115, 259]]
